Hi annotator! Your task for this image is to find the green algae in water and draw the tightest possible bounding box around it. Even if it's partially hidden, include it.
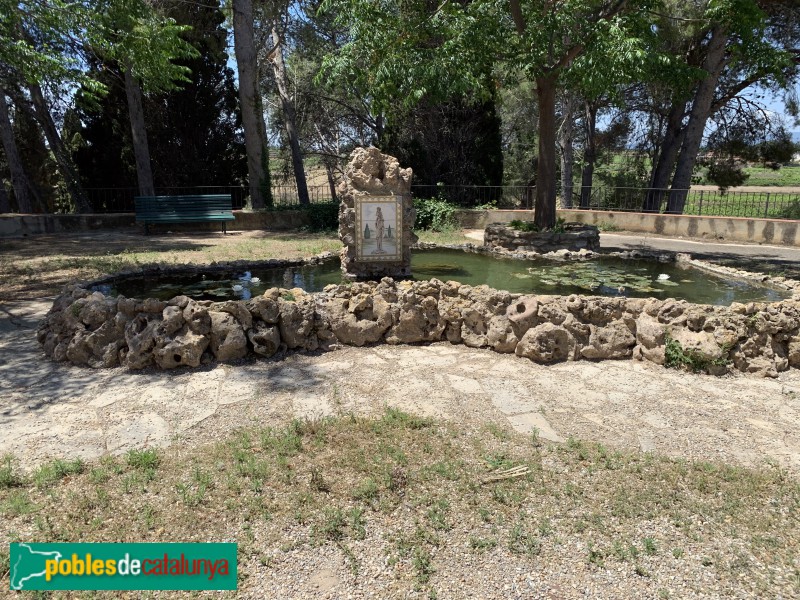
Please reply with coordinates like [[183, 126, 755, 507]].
[[100, 248, 789, 306]]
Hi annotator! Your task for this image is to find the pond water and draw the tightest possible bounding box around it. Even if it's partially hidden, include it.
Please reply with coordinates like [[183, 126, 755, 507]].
[[98, 249, 789, 306]]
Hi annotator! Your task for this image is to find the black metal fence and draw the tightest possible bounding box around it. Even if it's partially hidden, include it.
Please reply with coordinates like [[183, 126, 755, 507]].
[[83, 184, 336, 213], [410, 184, 534, 209], [565, 186, 800, 219], [413, 184, 800, 220], [81, 183, 800, 221]]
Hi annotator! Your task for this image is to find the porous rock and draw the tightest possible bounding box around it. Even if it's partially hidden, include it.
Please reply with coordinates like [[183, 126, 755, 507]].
[[209, 311, 247, 362], [515, 323, 576, 363]]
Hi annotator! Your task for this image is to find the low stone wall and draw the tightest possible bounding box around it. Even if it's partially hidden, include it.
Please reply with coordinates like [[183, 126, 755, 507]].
[[0, 210, 312, 237], [37, 259, 800, 378], [484, 222, 600, 253], [453, 209, 800, 247]]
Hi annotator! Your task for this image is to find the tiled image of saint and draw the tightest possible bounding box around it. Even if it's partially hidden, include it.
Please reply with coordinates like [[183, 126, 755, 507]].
[[357, 198, 401, 261]]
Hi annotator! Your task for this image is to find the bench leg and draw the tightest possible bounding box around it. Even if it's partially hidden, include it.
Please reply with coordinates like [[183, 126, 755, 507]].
[[222, 222, 227, 235]]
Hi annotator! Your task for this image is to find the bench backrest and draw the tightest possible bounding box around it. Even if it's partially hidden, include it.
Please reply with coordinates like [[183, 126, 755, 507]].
[[134, 195, 233, 219]]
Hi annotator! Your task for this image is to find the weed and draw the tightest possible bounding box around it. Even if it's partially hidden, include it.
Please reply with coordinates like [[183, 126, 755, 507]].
[[643, 537, 658, 555], [672, 548, 685, 559], [664, 333, 729, 373], [0, 454, 22, 488], [427, 461, 461, 481], [281, 291, 296, 302], [485, 423, 510, 440], [587, 542, 606, 566], [412, 547, 435, 584], [316, 507, 346, 541], [426, 499, 452, 531], [348, 507, 367, 540], [353, 477, 379, 501], [127, 448, 161, 471], [33, 458, 84, 489], [508, 524, 541, 556], [0, 490, 37, 517], [597, 221, 621, 232], [509, 219, 539, 232], [469, 536, 498, 552], [380, 407, 434, 430], [310, 467, 331, 493], [635, 564, 651, 577]]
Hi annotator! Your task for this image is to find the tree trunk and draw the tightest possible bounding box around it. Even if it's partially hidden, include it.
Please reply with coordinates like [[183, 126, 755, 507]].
[[28, 84, 92, 213], [0, 181, 9, 213], [233, 0, 269, 209], [642, 101, 685, 212], [558, 92, 575, 209], [579, 101, 598, 209], [534, 75, 558, 229], [270, 28, 310, 206], [325, 161, 338, 202], [667, 26, 728, 214], [123, 67, 155, 198], [0, 91, 37, 213]]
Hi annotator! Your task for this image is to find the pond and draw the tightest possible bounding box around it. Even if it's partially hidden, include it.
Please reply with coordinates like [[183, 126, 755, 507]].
[[97, 248, 789, 306]]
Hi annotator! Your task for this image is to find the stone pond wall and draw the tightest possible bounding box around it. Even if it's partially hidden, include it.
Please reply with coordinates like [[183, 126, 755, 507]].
[[37, 268, 800, 378], [484, 222, 601, 253]]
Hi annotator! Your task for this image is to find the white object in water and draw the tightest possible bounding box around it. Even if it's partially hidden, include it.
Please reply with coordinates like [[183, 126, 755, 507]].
[[232, 284, 244, 292], [657, 274, 670, 280], [250, 277, 261, 284]]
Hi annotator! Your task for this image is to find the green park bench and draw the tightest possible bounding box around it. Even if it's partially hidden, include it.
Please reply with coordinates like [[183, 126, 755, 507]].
[[134, 194, 235, 235]]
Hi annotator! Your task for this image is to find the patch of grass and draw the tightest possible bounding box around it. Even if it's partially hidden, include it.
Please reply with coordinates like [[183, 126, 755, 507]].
[[127, 448, 161, 471], [469, 535, 498, 552], [1, 414, 799, 597], [352, 477, 380, 501], [0, 490, 37, 517], [426, 499, 451, 531], [32, 458, 85, 489], [412, 547, 435, 585], [0, 454, 23, 488], [508, 523, 541, 556]]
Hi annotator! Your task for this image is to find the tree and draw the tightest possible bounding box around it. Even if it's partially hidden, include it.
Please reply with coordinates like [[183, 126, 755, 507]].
[[67, 0, 246, 195], [268, 26, 311, 205], [0, 91, 37, 212], [233, 0, 272, 208], [322, 0, 655, 228], [638, 0, 799, 212], [1, 0, 197, 210]]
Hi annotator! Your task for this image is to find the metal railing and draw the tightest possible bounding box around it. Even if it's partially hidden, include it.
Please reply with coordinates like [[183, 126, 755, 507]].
[[82, 184, 336, 213], [410, 184, 533, 209], [79, 183, 800, 220], [565, 186, 800, 219], [412, 184, 800, 220]]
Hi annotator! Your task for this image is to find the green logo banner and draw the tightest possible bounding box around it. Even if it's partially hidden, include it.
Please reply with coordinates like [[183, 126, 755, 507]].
[[9, 543, 237, 591]]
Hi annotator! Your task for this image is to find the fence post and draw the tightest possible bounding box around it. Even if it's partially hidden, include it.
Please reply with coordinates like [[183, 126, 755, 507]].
[[698, 191, 703, 216], [764, 193, 770, 219]]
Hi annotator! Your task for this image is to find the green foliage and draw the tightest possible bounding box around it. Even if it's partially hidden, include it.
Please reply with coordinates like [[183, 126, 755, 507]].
[[508, 217, 565, 233], [263, 202, 339, 232], [2, 0, 197, 97], [414, 197, 457, 231], [664, 333, 729, 373], [33, 458, 85, 489], [127, 448, 161, 471], [508, 219, 538, 232], [705, 161, 750, 192], [0, 455, 23, 488]]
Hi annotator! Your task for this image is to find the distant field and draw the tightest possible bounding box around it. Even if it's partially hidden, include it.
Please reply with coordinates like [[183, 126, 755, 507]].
[[735, 165, 800, 187]]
